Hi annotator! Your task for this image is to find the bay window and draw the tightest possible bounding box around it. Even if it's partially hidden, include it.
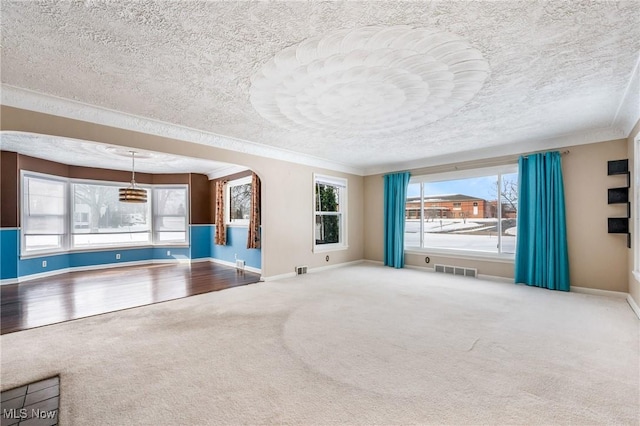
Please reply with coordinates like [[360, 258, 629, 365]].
[[21, 171, 189, 255]]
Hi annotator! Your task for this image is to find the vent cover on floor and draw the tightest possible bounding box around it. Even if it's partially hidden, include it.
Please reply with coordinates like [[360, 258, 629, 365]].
[[434, 264, 477, 278]]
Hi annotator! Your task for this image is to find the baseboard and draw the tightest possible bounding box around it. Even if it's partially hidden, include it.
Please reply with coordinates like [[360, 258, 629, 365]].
[[308, 260, 364, 274], [261, 272, 296, 282], [207, 257, 261, 274], [405, 264, 436, 272], [478, 274, 514, 284], [361, 259, 383, 265], [2, 258, 214, 285], [626, 294, 640, 320], [571, 286, 628, 299]]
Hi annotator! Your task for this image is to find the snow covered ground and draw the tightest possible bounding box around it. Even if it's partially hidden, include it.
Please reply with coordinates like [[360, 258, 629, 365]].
[[405, 219, 516, 253]]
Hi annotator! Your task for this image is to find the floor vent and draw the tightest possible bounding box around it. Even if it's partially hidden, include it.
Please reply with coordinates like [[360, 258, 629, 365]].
[[235, 259, 245, 270], [434, 264, 477, 278], [295, 266, 308, 275]]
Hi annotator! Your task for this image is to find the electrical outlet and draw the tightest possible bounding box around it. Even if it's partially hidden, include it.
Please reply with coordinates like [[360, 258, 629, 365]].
[[42, 260, 47, 268], [167, 250, 171, 256], [116, 253, 121, 260]]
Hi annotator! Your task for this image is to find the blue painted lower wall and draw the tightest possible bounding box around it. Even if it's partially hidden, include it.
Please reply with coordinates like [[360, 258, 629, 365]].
[[1, 225, 261, 281], [211, 225, 261, 270]]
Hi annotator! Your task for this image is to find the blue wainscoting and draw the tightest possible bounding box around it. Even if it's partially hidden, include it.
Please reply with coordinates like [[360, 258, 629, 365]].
[[211, 225, 261, 270], [190, 225, 212, 260], [1, 225, 261, 282], [0, 229, 19, 280]]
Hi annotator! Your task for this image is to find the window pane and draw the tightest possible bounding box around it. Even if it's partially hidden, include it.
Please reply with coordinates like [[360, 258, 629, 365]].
[[24, 235, 62, 252], [156, 232, 187, 242], [419, 176, 500, 253], [154, 188, 187, 231], [154, 188, 187, 216], [405, 183, 421, 248], [315, 214, 340, 244], [73, 232, 150, 246], [316, 183, 339, 212], [27, 178, 65, 215], [23, 177, 66, 235], [500, 172, 518, 254], [72, 183, 151, 234], [229, 183, 251, 222]]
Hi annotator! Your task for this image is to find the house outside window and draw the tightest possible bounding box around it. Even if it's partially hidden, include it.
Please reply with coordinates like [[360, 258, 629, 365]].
[[404, 165, 518, 256], [314, 174, 347, 252]]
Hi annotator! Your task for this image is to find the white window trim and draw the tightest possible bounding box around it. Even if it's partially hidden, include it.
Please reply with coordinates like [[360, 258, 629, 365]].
[[20, 170, 69, 256], [407, 164, 518, 259], [225, 176, 252, 226], [152, 184, 190, 245], [634, 134, 640, 282], [313, 173, 348, 253]]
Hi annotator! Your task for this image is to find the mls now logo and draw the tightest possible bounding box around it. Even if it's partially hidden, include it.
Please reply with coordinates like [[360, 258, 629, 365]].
[[3, 408, 56, 420]]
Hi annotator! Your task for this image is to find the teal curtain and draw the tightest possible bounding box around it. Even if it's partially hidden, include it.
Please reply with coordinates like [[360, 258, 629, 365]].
[[384, 172, 410, 268], [515, 152, 570, 291]]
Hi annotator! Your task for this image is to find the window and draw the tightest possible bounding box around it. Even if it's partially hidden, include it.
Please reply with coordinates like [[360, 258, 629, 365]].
[[21, 172, 190, 255], [71, 182, 152, 247], [226, 176, 251, 225], [22, 173, 68, 253], [405, 165, 518, 256], [154, 186, 188, 243], [314, 174, 347, 252]]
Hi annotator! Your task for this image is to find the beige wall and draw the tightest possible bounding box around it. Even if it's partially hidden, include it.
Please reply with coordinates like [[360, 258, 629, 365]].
[[628, 119, 640, 306], [563, 139, 629, 292], [0, 106, 364, 279], [364, 138, 631, 291]]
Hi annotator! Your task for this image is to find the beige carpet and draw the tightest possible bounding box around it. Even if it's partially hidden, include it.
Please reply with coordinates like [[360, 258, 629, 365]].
[[1, 263, 638, 425]]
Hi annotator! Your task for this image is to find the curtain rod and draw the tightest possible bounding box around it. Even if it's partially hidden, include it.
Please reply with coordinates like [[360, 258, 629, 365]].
[[521, 150, 570, 159]]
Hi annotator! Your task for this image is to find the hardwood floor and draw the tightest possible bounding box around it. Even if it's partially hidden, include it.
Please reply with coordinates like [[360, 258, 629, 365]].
[[0, 262, 261, 335]]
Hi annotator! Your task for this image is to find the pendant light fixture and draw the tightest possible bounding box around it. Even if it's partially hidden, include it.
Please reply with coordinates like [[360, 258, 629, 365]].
[[119, 151, 147, 203]]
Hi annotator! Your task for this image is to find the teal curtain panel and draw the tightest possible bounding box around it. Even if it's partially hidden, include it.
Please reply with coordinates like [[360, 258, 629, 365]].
[[515, 151, 570, 291], [384, 172, 411, 268]]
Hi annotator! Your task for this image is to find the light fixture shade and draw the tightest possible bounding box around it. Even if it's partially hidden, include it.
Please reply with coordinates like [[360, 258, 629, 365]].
[[119, 151, 148, 203], [119, 187, 148, 203]]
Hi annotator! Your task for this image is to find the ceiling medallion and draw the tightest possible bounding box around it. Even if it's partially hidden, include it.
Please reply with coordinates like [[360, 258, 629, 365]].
[[250, 25, 490, 135]]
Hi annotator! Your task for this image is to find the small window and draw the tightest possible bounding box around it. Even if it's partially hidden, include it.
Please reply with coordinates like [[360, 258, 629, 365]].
[[22, 172, 68, 254], [314, 174, 347, 252], [226, 176, 251, 225], [153, 186, 188, 243]]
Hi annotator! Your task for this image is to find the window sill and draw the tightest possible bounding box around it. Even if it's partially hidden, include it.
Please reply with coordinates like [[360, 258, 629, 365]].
[[313, 244, 349, 254], [405, 248, 515, 264], [21, 243, 190, 259]]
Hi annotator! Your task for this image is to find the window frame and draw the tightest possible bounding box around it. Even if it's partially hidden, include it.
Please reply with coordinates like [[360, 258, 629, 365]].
[[405, 164, 518, 261], [634, 135, 640, 281], [20, 171, 69, 256], [69, 177, 153, 250], [152, 184, 190, 245], [225, 176, 252, 227], [313, 173, 348, 253]]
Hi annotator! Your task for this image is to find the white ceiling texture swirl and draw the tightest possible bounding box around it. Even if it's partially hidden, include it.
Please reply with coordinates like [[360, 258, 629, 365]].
[[0, 1, 639, 175]]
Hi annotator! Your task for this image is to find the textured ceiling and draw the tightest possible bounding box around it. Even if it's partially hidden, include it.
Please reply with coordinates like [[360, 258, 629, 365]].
[[0, 132, 245, 177], [1, 1, 639, 174]]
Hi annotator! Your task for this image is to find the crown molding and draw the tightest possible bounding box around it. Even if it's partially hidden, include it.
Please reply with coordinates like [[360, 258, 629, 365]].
[[0, 85, 365, 176], [206, 165, 250, 180], [363, 126, 626, 176], [611, 51, 640, 137]]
